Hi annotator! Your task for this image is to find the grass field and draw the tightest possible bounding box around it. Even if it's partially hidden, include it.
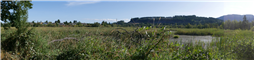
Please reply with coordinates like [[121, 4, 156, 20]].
[[1, 27, 254, 59]]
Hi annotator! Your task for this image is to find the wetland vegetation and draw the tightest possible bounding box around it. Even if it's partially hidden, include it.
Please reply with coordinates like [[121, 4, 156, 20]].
[[2, 27, 254, 59], [1, 1, 254, 60]]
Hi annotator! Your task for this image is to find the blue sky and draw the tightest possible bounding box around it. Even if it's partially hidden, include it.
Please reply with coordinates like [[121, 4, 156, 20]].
[[26, 1, 254, 23]]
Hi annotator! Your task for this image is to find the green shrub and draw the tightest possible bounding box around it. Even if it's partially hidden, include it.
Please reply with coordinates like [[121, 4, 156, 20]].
[[57, 48, 88, 60], [173, 35, 179, 38]]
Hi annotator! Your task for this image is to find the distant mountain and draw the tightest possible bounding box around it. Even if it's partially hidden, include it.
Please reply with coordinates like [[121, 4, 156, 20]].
[[128, 15, 223, 25], [217, 14, 254, 21]]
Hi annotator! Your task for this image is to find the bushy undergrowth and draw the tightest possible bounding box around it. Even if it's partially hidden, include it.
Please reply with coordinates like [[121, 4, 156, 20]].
[[173, 35, 179, 38], [214, 30, 254, 59], [1, 27, 254, 59]]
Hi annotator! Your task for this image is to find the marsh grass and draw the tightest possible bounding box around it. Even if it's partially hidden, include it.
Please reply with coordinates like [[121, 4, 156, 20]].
[[174, 28, 224, 37], [1, 27, 254, 59]]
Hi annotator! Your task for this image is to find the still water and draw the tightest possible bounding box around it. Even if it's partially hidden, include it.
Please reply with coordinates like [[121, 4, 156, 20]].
[[169, 35, 220, 43], [168, 35, 220, 48]]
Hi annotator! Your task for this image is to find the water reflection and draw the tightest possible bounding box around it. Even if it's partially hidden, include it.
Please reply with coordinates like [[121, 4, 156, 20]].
[[169, 35, 220, 48], [169, 35, 220, 43]]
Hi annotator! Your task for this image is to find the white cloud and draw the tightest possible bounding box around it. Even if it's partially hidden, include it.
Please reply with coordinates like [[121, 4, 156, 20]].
[[66, 0, 100, 6]]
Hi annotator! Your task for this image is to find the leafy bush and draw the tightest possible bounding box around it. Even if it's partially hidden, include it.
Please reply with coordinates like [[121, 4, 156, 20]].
[[173, 35, 179, 38], [57, 48, 88, 60]]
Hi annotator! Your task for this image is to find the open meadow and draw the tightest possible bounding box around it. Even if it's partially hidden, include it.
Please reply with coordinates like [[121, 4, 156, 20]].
[[1, 27, 254, 59]]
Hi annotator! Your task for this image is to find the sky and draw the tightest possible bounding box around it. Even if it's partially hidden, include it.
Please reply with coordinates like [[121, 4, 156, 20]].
[[14, 0, 254, 23]]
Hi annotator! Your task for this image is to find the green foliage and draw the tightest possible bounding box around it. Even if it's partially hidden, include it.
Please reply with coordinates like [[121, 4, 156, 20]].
[[251, 26, 254, 31], [224, 16, 254, 30], [116, 20, 125, 25], [173, 35, 179, 38], [57, 19, 61, 23], [212, 30, 254, 59], [129, 15, 223, 25], [73, 20, 77, 24], [45, 20, 48, 24], [175, 28, 224, 37], [56, 48, 88, 60], [2, 27, 254, 59], [64, 21, 69, 25], [76, 21, 83, 27], [185, 23, 192, 28], [0, 1, 45, 59], [91, 22, 100, 27], [197, 23, 203, 29], [1, 23, 3, 27]]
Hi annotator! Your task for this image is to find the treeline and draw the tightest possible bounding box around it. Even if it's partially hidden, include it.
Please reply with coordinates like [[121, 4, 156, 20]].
[[2, 19, 121, 27], [224, 15, 254, 30], [1, 19, 222, 29], [28, 21, 115, 27], [129, 15, 223, 25], [29, 20, 88, 27], [2, 15, 253, 30], [115, 22, 222, 29]]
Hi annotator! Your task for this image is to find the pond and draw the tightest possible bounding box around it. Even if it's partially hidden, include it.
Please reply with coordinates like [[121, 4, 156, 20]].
[[168, 30, 220, 43], [169, 35, 220, 49], [169, 35, 220, 43]]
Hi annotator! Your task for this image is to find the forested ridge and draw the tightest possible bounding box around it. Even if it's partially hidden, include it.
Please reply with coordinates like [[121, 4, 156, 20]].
[[129, 15, 223, 25]]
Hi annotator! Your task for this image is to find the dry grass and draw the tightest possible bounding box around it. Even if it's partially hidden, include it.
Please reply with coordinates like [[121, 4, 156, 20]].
[[1, 50, 19, 60]]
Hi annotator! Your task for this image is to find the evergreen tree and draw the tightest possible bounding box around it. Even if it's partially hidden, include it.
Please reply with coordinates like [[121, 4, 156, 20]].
[[73, 20, 77, 24], [57, 19, 60, 23], [242, 15, 250, 30], [102, 21, 108, 26], [64, 21, 69, 25]]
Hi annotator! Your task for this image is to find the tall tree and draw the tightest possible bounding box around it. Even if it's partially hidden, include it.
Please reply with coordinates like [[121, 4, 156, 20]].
[[101, 21, 108, 26], [1, 0, 36, 54], [57, 19, 60, 23], [45, 20, 48, 23], [242, 15, 250, 30], [32, 21, 35, 23], [64, 21, 68, 25], [55, 19, 60, 23], [1, 1, 32, 30], [73, 20, 77, 24]]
